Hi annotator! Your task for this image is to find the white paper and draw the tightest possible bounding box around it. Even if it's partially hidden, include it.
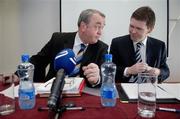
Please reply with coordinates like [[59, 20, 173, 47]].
[[121, 83, 180, 100], [0, 84, 14, 98], [36, 77, 84, 94]]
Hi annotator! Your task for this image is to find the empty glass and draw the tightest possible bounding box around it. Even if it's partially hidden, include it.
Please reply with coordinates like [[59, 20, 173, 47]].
[[138, 73, 157, 118], [0, 74, 15, 115]]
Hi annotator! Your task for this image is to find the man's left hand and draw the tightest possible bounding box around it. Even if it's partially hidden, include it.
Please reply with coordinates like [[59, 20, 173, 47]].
[[146, 66, 160, 76]]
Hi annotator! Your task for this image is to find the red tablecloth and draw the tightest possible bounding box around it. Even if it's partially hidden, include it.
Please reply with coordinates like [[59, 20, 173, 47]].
[[1, 93, 180, 119]]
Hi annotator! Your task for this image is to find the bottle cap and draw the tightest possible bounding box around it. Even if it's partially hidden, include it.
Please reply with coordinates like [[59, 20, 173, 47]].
[[104, 54, 112, 62], [21, 54, 29, 63]]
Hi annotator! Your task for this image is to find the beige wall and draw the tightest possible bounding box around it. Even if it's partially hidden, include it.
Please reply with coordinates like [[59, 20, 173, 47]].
[[0, 1, 2, 72], [0, 0, 59, 74], [0, 0, 21, 73]]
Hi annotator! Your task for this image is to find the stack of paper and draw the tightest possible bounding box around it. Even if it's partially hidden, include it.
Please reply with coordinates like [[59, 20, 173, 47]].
[[36, 77, 85, 97]]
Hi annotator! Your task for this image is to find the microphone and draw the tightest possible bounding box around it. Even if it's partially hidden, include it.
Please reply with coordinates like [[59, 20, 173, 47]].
[[54, 49, 76, 74], [47, 49, 76, 109]]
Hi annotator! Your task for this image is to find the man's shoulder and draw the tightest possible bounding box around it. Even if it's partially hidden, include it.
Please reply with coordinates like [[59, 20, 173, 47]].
[[52, 32, 76, 38], [148, 37, 165, 45], [112, 35, 130, 45], [50, 32, 77, 44], [97, 40, 108, 47], [113, 35, 130, 41], [88, 40, 108, 51]]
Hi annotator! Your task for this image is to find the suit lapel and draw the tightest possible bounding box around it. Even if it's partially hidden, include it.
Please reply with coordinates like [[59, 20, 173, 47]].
[[127, 37, 136, 64], [81, 44, 95, 65], [146, 37, 155, 66]]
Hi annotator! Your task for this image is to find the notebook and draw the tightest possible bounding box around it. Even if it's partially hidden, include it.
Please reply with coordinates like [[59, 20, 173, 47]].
[[36, 77, 85, 97]]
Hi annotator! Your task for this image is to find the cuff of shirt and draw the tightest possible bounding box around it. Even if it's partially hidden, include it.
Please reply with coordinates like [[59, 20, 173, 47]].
[[124, 67, 130, 77], [91, 76, 101, 87]]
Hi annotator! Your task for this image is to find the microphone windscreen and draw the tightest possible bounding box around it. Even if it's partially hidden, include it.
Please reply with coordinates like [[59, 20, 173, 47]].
[[54, 49, 76, 75]]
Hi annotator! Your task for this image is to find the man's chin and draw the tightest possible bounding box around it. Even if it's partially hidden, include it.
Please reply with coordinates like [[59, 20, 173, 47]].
[[130, 36, 138, 42], [89, 40, 98, 44], [130, 35, 143, 42]]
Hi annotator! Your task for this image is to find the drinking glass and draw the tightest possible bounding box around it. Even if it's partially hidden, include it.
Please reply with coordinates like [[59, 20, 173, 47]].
[[0, 74, 15, 115], [137, 73, 157, 118]]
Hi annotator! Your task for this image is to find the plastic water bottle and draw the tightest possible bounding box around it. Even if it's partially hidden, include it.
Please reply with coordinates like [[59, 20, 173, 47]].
[[100, 54, 117, 107], [17, 54, 36, 109]]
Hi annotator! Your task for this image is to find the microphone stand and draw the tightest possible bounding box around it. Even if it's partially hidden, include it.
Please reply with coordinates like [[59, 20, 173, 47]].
[[48, 106, 66, 119], [48, 95, 65, 119], [48, 105, 85, 119], [47, 104, 85, 119], [39, 101, 85, 119]]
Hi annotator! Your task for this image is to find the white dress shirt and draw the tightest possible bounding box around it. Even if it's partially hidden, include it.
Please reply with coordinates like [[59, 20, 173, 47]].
[[72, 33, 88, 56], [124, 37, 147, 77], [71, 33, 100, 87]]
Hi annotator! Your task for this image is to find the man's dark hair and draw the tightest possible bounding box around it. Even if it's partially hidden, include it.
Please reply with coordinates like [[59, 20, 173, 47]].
[[131, 6, 156, 29]]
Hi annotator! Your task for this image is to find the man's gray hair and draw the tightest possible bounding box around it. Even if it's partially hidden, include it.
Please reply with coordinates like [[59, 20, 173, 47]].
[[77, 9, 105, 27]]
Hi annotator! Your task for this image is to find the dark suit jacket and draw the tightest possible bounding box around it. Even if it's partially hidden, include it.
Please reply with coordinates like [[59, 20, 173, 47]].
[[110, 35, 170, 83], [30, 32, 108, 86]]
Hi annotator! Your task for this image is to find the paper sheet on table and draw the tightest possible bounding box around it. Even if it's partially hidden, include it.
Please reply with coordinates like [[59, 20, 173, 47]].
[[121, 83, 180, 100]]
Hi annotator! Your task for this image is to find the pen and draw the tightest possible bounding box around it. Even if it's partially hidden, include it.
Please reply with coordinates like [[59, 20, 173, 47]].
[[38, 106, 85, 111], [157, 107, 180, 113], [157, 85, 167, 93], [38, 106, 49, 111], [66, 107, 85, 111], [120, 100, 129, 103]]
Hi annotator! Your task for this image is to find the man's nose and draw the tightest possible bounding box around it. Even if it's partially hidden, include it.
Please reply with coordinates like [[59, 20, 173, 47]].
[[97, 29, 102, 35], [131, 28, 137, 34]]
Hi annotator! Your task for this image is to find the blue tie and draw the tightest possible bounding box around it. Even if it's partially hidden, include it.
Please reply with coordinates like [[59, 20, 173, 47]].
[[69, 44, 86, 77]]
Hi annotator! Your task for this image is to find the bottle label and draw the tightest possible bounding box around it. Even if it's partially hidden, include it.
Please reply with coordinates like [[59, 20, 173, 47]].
[[102, 90, 113, 98], [19, 88, 35, 101], [101, 87, 116, 99]]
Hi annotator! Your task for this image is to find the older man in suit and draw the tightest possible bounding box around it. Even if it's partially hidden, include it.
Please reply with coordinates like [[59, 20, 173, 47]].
[[110, 6, 169, 83], [29, 9, 108, 87]]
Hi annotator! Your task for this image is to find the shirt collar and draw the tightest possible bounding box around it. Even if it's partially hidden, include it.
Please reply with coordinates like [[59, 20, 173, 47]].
[[74, 32, 88, 47], [133, 37, 147, 46]]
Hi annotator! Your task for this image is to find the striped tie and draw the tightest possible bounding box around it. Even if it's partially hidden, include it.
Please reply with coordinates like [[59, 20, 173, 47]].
[[135, 42, 143, 63], [129, 42, 143, 83], [69, 44, 86, 77]]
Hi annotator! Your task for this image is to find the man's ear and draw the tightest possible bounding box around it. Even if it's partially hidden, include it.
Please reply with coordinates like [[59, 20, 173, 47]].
[[79, 22, 87, 32], [148, 26, 154, 33]]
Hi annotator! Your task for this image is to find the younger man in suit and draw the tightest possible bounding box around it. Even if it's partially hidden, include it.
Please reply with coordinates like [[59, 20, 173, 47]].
[[110, 6, 169, 83], [17, 9, 108, 87]]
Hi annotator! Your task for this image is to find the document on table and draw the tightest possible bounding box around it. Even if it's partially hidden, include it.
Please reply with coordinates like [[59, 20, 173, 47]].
[[119, 83, 180, 103], [3, 77, 85, 97], [36, 77, 85, 97]]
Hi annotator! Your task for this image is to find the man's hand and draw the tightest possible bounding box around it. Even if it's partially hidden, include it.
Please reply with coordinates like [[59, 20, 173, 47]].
[[0, 74, 19, 84], [127, 62, 147, 75], [82, 63, 100, 85], [146, 66, 160, 77], [127, 62, 160, 77]]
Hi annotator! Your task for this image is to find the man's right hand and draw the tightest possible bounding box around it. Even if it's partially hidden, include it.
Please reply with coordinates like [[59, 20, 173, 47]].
[[0, 74, 19, 84]]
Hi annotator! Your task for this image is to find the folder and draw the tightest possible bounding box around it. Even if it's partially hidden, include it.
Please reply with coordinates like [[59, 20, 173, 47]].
[[116, 83, 180, 103]]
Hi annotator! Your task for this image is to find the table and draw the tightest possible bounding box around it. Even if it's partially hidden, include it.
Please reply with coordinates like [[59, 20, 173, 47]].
[[1, 93, 180, 119]]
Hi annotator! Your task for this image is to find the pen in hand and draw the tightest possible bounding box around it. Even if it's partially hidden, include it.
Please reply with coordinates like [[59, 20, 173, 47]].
[[157, 107, 180, 113]]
